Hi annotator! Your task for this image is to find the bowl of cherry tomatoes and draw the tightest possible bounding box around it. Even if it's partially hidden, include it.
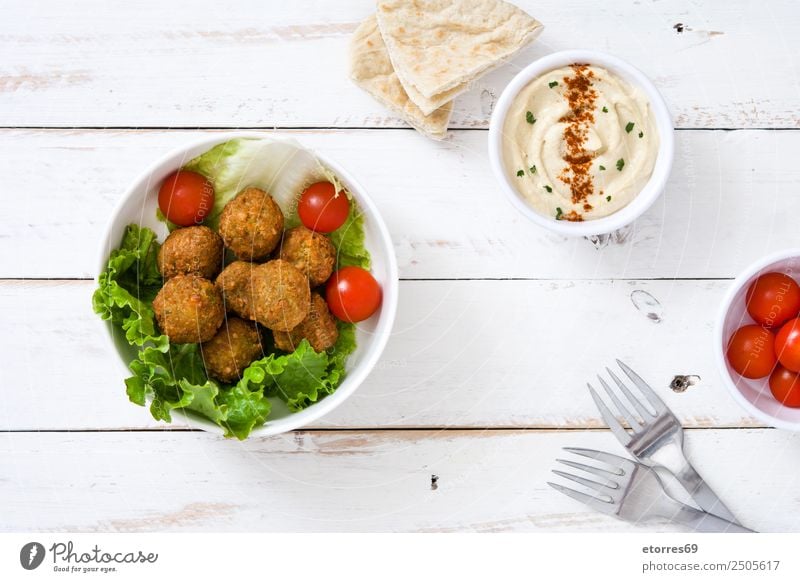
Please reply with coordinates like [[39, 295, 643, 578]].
[[715, 249, 800, 430]]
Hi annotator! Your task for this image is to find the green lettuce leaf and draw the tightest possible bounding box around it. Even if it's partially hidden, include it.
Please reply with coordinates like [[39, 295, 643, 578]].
[[330, 208, 371, 270], [96, 139, 370, 439], [216, 383, 272, 439], [236, 322, 358, 412], [125, 342, 272, 439], [240, 341, 329, 411], [92, 224, 166, 349]]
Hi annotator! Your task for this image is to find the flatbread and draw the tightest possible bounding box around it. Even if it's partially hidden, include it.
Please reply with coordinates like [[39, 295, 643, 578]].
[[398, 69, 464, 117], [348, 15, 452, 139], [376, 0, 543, 109]]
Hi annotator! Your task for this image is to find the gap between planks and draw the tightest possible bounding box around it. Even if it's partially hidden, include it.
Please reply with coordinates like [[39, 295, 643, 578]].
[[0, 126, 799, 132], [0, 426, 768, 434]]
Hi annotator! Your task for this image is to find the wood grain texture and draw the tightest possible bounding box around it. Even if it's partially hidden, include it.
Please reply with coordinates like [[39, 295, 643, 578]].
[[0, 279, 759, 431], [0, 1, 798, 128], [2, 429, 797, 532], [2, 128, 800, 280], [3, 0, 800, 534]]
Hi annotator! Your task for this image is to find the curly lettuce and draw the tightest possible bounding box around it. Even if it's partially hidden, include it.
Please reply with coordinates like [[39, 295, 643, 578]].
[[94, 138, 368, 439], [92, 224, 165, 349], [331, 210, 371, 270]]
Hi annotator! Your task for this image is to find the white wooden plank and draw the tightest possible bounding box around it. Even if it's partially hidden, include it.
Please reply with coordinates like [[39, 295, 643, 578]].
[[0, 1, 798, 128], [2, 128, 800, 280], [0, 279, 762, 431], [1, 429, 796, 532]]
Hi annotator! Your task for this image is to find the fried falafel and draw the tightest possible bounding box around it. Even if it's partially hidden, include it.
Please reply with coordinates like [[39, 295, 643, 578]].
[[251, 259, 310, 332], [157, 225, 224, 280], [153, 274, 225, 343], [215, 260, 257, 320], [218, 187, 284, 260], [273, 292, 339, 353], [278, 226, 336, 287], [201, 317, 264, 383]]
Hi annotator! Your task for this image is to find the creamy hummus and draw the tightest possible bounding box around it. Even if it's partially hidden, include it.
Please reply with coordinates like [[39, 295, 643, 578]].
[[502, 64, 658, 221]]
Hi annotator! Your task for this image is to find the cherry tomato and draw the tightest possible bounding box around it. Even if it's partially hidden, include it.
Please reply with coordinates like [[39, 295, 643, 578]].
[[775, 318, 800, 372], [158, 170, 215, 227], [745, 272, 800, 328], [298, 182, 350, 233], [325, 266, 382, 323], [726, 324, 777, 379], [769, 365, 800, 407]]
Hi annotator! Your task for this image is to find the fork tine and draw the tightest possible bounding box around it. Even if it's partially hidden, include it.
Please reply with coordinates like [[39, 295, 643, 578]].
[[555, 460, 621, 488], [552, 470, 618, 494], [597, 375, 643, 431], [606, 367, 656, 419], [547, 481, 616, 514], [616, 359, 668, 413], [588, 383, 632, 445], [563, 447, 632, 474]]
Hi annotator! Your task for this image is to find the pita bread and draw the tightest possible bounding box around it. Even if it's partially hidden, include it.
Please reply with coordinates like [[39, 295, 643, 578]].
[[349, 15, 452, 139], [397, 68, 465, 116], [376, 0, 543, 108]]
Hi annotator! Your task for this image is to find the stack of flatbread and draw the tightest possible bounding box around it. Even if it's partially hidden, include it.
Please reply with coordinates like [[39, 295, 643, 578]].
[[349, 0, 543, 140]]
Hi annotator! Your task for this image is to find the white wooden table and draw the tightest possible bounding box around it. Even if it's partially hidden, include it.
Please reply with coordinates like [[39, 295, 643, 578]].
[[2, 0, 800, 533]]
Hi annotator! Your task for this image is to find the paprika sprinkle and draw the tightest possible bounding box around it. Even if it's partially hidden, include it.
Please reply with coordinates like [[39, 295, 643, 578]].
[[558, 64, 598, 218]]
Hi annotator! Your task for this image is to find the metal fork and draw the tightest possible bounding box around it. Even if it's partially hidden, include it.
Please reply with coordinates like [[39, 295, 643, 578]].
[[549, 448, 753, 532], [587, 359, 738, 523]]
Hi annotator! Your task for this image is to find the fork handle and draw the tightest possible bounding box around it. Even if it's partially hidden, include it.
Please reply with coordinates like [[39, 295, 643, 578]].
[[675, 462, 740, 524], [669, 505, 755, 533]]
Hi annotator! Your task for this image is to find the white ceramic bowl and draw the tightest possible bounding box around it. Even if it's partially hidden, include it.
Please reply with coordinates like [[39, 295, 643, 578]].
[[488, 50, 675, 237], [97, 132, 398, 437], [714, 249, 800, 431]]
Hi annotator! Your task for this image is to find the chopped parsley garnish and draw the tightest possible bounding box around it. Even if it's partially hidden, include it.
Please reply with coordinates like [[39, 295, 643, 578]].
[[602, 106, 608, 113], [516, 169, 525, 177], [606, 195, 612, 202], [526, 111, 536, 124], [548, 81, 559, 88], [638, 131, 644, 138], [616, 158, 625, 171], [555, 207, 564, 220], [599, 165, 606, 171], [529, 165, 537, 174], [625, 122, 635, 133], [544, 185, 553, 193]]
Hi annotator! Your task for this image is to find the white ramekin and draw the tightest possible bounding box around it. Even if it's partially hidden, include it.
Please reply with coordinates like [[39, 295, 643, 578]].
[[714, 249, 800, 431], [488, 49, 675, 237]]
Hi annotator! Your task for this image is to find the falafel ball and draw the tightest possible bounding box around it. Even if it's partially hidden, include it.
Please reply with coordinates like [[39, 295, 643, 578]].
[[215, 260, 257, 320], [157, 225, 224, 280], [218, 187, 284, 260], [201, 317, 264, 383], [251, 259, 310, 331], [153, 274, 225, 343], [273, 292, 339, 353], [278, 226, 336, 287]]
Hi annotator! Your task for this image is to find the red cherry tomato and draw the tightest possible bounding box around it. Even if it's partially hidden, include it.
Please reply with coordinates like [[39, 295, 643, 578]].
[[325, 266, 382, 323], [775, 318, 800, 372], [745, 272, 800, 328], [158, 170, 215, 227], [726, 324, 777, 379], [769, 365, 800, 407], [298, 182, 350, 233]]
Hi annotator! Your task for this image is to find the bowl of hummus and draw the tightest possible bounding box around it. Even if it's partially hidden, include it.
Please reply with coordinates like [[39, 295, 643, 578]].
[[489, 50, 674, 236]]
